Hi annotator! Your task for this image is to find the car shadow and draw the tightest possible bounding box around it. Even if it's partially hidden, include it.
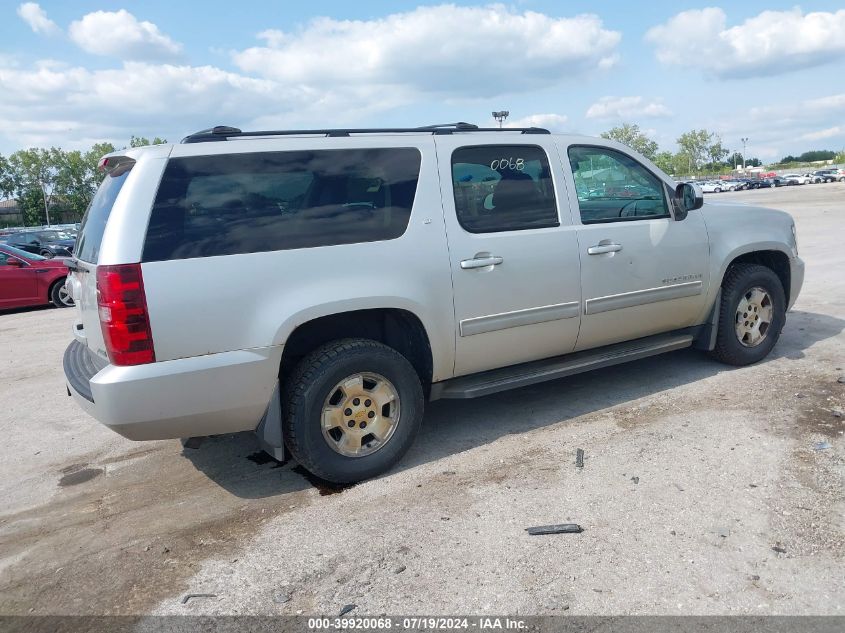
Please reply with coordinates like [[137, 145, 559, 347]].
[[181, 309, 844, 498]]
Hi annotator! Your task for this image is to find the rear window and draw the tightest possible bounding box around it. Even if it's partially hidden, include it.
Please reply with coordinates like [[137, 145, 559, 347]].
[[142, 148, 422, 262], [75, 168, 131, 263]]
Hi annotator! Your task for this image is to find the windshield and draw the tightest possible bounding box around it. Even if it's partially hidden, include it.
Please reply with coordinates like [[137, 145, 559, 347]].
[[2, 244, 47, 261], [36, 230, 75, 241]]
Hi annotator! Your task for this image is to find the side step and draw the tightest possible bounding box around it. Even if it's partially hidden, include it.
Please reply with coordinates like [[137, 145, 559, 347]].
[[431, 331, 694, 400]]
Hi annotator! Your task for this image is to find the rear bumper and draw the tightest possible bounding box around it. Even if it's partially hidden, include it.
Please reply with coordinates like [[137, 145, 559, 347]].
[[64, 340, 283, 440]]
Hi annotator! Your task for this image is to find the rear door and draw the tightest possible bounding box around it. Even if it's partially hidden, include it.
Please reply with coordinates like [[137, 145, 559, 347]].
[[435, 136, 582, 376], [561, 143, 710, 351], [0, 251, 39, 307]]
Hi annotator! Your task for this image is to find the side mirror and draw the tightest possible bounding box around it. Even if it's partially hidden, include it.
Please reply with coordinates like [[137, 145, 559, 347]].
[[6, 258, 24, 268], [674, 182, 703, 220]]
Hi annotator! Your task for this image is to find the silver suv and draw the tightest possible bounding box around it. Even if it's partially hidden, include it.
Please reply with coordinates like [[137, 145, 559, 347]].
[[64, 123, 804, 483]]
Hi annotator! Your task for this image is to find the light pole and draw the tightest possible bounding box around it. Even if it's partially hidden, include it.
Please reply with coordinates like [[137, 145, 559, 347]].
[[741, 137, 749, 170], [492, 111, 509, 128]]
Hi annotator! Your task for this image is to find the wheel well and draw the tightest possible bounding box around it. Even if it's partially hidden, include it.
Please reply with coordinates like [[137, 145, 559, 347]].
[[48, 276, 66, 296], [726, 250, 791, 304], [280, 309, 434, 391]]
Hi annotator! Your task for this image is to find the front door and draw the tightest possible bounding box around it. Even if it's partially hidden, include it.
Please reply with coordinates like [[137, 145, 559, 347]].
[[435, 137, 582, 376], [562, 143, 710, 351]]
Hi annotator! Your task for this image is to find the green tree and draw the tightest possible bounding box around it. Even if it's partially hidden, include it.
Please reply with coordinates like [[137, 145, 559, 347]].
[[676, 129, 711, 170], [0, 154, 15, 199], [653, 151, 675, 174], [8, 148, 62, 226], [129, 135, 167, 148], [600, 123, 658, 160]]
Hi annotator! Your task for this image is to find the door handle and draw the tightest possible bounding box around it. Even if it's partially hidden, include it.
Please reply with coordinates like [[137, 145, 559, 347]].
[[460, 255, 504, 269], [587, 243, 623, 255]]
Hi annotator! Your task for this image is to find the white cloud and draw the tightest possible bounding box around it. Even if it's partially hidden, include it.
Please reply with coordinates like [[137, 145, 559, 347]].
[[800, 126, 843, 142], [17, 2, 59, 36], [234, 6, 620, 97], [585, 96, 672, 120], [503, 113, 568, 131], [68, 10, 182, 61], [646, 8, 845, 78]]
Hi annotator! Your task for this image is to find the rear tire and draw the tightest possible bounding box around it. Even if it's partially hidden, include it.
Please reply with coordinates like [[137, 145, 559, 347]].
[[40, 250, 54, 259], [710, 264, 785, 366], [49, 279, 73, 308], [283, 338, 424, 484]]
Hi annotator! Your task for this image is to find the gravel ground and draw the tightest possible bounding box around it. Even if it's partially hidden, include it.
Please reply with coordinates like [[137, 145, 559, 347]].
[[0, 183, 843, 616]]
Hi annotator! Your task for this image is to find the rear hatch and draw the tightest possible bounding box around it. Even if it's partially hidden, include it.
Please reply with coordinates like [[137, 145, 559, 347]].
[[68, 158, 135, 362]]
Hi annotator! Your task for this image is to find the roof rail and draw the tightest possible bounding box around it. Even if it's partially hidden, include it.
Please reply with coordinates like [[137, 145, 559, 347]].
[[181, 123, 550, 143]]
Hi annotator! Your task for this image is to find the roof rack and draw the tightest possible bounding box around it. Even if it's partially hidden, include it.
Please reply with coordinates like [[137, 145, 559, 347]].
[[181, 122, 550, 143]]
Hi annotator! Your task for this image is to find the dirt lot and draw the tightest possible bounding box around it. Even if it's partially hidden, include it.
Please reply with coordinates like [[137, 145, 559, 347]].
[[1, 184, 843, 616]]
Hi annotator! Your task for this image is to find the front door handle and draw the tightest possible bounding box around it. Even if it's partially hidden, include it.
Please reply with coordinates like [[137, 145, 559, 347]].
[[587, 243, 623, 255], [460, 255, 504, 269]]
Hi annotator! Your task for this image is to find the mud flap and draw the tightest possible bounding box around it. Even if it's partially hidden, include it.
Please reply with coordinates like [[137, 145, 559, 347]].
[[255, 381, 287, 462], [692, 288, 721, 351]]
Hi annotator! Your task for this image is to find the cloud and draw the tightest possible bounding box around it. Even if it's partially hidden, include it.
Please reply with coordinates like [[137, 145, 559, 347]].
[[585, 96, 672, 120], [645, 7, 845, 78], [503, 113, 568, 130], [68, 10, 182, 61], [234, 5, 621, 98], [799, 126, 843, 142], [17, 2, 59, 36]]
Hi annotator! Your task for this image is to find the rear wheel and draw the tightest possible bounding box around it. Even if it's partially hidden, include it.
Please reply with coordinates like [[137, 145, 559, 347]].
[[50, 279, 73, 307], [283, 338, 424, 484], [40, 250, 54, 259], [710, 264, 785, 366]]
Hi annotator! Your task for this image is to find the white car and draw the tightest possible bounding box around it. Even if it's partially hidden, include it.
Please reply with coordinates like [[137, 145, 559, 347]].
[[783, 174, 811, 185], [700, 181, 724, 193], [63, 123, 804, 483]]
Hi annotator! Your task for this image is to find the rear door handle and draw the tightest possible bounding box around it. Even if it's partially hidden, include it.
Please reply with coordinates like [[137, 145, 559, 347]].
[[587, 243, 623, 255], [460, 255, 503, 269]]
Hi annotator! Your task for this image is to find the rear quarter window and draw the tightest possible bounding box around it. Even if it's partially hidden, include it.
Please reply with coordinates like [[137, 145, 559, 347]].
[[75, 168, 131, 264], [142, 148, 422, 262]]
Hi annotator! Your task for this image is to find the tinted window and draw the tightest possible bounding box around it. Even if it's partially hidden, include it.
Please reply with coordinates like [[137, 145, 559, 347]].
[[451, 145, 559, 233], [142, 148, 421, 262], [568, 146, 670, 224], [76, 169, 131, 263]]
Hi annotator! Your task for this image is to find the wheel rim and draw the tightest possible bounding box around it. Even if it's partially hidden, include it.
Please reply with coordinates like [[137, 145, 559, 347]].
[[321, 372, 400, 458], [735, 286, 773, 347], [57, 284, 74, 306], [42, 251, 54, 259]]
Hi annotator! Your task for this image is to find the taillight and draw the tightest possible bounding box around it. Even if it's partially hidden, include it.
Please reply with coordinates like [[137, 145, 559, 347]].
[[96, 264, 155, 366]]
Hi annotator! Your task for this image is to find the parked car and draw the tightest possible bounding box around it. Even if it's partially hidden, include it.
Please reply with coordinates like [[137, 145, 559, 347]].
[[802, 173, 822, 184], [700, 181, 724, 193], [0, 244, 74, 309], [813, 169, 841, 183], [782, 174, 811, 185], [63, 123, 804, 483], [770, 177, 793, 187], [5, 229, 76, 258]]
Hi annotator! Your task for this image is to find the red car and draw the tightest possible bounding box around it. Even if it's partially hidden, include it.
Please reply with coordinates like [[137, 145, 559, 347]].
[[0, 243, 74, 309]]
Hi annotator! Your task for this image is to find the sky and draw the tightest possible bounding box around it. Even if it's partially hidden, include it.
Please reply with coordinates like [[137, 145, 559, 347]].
[[1, 1, 844, 162]]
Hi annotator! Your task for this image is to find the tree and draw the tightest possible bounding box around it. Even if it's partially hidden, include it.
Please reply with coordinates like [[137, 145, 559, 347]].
[[676, 130, 711, 170], [8, 148, 62, 226], [600, 123, 658, 160], [129, 135, 167, 148], [653, 151, 675, 174], [0, 154, 15, 199]]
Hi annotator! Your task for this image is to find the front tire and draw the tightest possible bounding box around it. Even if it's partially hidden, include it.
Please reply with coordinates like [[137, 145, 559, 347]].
[[283, 338, 424, 484], [40, 250, 54, 259], [710, 264, 785, 366]]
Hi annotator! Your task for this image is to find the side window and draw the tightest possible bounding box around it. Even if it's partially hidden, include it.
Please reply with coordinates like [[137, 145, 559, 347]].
[[451, 145, 559, 233], [143, 148, 421, 262], [0, 252, 8, 266], [568, 146, 670, 224]]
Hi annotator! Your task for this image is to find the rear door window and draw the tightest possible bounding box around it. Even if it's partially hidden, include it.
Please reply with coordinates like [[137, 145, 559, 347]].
[[75, 168, 132, 263], [451, 145, 559, 233], [142, 148, 422, 262]]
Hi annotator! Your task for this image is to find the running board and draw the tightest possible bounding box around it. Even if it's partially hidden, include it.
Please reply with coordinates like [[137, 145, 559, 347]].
[[430, 332, 694, 400]]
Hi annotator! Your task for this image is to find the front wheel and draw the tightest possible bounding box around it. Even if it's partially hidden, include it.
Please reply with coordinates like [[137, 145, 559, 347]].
[[710, 264, 785, 366], [40, 250, 54, 259], [283, 338, 424, 484]]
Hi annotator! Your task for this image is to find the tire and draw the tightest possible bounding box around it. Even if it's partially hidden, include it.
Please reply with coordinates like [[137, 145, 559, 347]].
[[715, 188, 721, 193], [49, 278, 73, 308], [283, 338, 424, 484], [839, 177, 845, 183], [710, 264, 786, 366], [40, 250, 54, 259]]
